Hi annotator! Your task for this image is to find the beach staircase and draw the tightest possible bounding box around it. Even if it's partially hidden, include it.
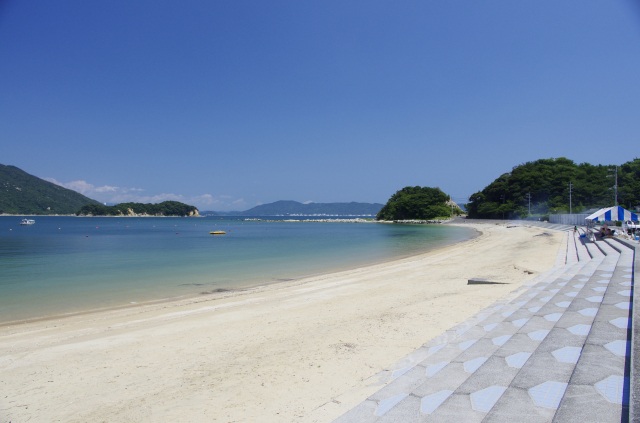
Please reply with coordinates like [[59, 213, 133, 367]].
[[332, 226, 637, 423]]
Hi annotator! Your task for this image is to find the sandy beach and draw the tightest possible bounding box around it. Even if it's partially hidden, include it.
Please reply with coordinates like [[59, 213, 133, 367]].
[[0, 222, 563, 422]]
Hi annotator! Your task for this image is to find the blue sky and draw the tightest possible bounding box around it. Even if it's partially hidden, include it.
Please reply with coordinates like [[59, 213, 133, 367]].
[[1, 1, 639, 211]]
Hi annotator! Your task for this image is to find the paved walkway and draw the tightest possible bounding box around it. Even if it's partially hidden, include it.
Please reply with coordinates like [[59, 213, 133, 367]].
[[332, 223, 638, 422]]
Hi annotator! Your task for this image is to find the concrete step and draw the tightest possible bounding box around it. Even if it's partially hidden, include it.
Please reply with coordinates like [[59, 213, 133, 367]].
[[333, 259, 598, 422], [565, 231, 580, 265], [479, 252, 618, 422], [583, 235, 606, 259], [575, 232, 593, 262], [555, 230, 571, 267], [552, 238, 634, 423], [332, 234, 636, 422], [379, 257, 607, 423]]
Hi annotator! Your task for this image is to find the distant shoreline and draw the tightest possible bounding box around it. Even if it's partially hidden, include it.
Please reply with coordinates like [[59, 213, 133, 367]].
[[0, 213, 200, 218]]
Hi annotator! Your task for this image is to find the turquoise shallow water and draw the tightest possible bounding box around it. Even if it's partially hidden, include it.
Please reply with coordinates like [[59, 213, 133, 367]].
[[0, 216, 476, 323]]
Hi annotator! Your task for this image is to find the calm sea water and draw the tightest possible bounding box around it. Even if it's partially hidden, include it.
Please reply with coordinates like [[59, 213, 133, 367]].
[[0, 216, 476, 323]]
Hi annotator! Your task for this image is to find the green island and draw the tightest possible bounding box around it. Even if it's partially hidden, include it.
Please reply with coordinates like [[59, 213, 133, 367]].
[[376, 186, 463, 221], [76, 201, 200, 217]]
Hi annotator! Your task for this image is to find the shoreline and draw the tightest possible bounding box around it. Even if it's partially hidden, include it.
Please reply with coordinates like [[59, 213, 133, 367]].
[[0, 222, 564, 422], [0, 228, 480, 327], [0, 221, 479, 326]]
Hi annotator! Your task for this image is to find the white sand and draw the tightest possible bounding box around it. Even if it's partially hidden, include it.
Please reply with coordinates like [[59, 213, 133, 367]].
[[0, 222, 563, 422]]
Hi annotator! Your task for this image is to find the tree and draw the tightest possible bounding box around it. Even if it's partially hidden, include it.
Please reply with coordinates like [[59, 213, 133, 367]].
[[377, 186, 458, 221], [466, 157, 640, 219], [76, 201, 199, 216]]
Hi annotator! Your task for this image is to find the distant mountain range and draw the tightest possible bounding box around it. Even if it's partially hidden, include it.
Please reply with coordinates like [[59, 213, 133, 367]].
[[203, 200, 384, 216], [0, 164, 101, 215], [1, 164, 383, 216]]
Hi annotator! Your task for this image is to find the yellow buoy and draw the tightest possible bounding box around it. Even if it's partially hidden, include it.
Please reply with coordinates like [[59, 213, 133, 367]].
[[210, 231, 226, 235]]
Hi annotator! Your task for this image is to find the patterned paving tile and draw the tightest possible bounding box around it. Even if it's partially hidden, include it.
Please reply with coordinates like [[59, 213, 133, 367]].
[[506, 351, 532, 369], [528, 329, 550, 341], [552, 346, 582, 364], [470, 385, 507, 412], [459, 339, 478, 351], [375, 393, 408, 416], [483, 322, 498, 332], [567, 324, 591, 336], [420, 390, 453, 414], [604, 340, 629, 357], [586, 295, 604, 303], [609, 317, 630, 329], [429, 343, 446, 355], [426, 361, 450, 378], [492, 334, 511, 347], [512, 318, 529, 328], [578, 307, 598, 317], [464, 357, 488, 373], [595, 375, 629, 405], [614, 302, 631, 310], [391, 366, 415, 381], [528, 381, 568, 409]]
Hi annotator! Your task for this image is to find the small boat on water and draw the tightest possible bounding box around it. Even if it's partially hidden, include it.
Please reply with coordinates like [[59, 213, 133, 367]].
[[20, 218, 35, 225], [209, 230, 226, 235]]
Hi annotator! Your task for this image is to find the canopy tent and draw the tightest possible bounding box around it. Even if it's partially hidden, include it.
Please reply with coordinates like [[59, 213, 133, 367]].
[[585, 206, 639, 223]]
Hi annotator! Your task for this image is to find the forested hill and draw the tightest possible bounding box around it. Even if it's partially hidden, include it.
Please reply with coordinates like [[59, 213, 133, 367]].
[[0, 164, 101, 214], [77, 201, 199, 217], [466, 157, 640, 219], [219, 200, 384, 216]]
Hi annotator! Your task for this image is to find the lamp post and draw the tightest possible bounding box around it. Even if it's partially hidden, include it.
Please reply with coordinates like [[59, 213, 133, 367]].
[[614, 166, 618, 206], [608, 166, 618, 206], [569, 182, 572, 215]]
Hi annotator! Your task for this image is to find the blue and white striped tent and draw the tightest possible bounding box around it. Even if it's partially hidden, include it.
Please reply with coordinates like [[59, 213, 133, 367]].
[[585, 206, 639, 222]]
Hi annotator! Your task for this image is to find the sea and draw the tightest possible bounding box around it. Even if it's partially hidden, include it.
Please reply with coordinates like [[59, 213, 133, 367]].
[[0, 216, 476, 324]]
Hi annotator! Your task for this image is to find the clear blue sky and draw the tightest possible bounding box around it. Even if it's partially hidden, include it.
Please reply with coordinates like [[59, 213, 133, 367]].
[[1, 1, 639, 211]]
